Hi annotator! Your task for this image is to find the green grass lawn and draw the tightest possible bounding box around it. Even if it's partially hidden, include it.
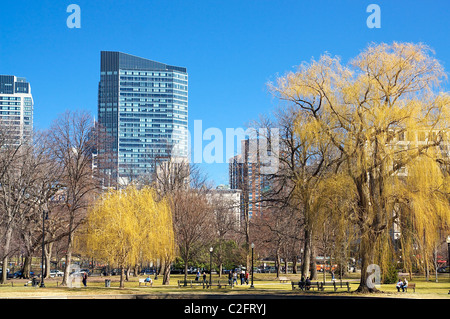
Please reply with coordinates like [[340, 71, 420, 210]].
[[0, 273, 448, 299]]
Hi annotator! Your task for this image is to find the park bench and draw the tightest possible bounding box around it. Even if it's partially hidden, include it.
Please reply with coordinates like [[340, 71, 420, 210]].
[[320, 281, 351, 292], [138, 278, 153, 287], [404, 282, 415, 293], [291, 281, 321, 291], [278, 276, 290, 283], [205, 280, 234, 289], [24, 277, 40, 287], [177, 280, 206, 288]]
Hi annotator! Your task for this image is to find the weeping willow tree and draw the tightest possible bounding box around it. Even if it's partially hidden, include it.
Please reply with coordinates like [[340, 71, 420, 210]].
[[398, 152, 450, 281], [79, 186, 175, 288], [270, 42, 450, 292], [314, 172, 358, 281]]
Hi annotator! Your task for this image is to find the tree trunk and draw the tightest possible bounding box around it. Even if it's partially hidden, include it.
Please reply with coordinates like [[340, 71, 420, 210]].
[[292, 256, 298, 274], [125, 267, 130, 281], [120, 267, 125, 288], [1, 256, 8, 284], [0, 227, 13, 284], [61, 231, 74, 286], [44, 242, 53, 279], [184, 259, 189, 282], [301, 229, 312, 279], [310, 245, 318, 280], [162, 257, 171, 285], [22, 256, 32, 279], [356, 234, 379, 293], [275, 249, 281, 278]]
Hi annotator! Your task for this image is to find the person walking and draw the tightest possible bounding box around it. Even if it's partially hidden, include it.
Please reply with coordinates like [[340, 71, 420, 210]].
[[195, 270, 200, 282], [82, 272, 88, 287], [232, 271, 238, 285]]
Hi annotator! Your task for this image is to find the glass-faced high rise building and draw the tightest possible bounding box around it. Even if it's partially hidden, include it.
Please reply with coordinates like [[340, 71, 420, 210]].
[[0, 75, 33, 144], [97, 51, 188, 184]]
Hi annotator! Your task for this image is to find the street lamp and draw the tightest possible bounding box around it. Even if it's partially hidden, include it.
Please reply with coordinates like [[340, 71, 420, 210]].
[[250, 243, 255, 288], [209, 247, 213, 287], [40, 210, 48, 288]]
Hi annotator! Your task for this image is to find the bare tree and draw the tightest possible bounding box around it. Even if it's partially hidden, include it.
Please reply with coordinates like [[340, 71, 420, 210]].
[[171, 187, 214, 283], [208, 190, 241, 276], [151, 153, 210, 284], [48, 110, 98, 286]]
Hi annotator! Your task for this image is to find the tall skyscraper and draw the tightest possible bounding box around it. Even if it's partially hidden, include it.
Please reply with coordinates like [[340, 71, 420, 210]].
[[0, 75, 33, 144], [229, 139, 269, 220], [97, 51, 188, 185]]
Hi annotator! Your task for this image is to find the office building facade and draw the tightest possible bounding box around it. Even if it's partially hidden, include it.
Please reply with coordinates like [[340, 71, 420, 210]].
[[97, 51, 188, 184], [0, 75, 33, 144], [229, 139, 269, 220]]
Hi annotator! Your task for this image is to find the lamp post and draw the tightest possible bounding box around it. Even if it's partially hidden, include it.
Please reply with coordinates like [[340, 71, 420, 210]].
[[40, 210, 48, 288], [250, 243, 255, 288], [209, 247, 213, 287]]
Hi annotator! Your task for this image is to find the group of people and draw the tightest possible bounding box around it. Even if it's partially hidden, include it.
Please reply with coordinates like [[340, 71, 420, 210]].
[[194, 269, 250, 286], [297, 276, 312, 290], [195, 270, 208, 283], [228, 270, 249, 285], [396, 278, 408, 292]]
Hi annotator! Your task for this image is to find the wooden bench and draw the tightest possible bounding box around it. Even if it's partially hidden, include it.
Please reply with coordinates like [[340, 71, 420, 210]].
[[291, 281, 321, 291], [205, 280, 234, 289], [177, 280, 206, 288], [404, 282, 415, 293], [139, 278, 153, 287], [320, 281, 351, 292], [278, 276, 289, 283], [24, 278, 40, 287]]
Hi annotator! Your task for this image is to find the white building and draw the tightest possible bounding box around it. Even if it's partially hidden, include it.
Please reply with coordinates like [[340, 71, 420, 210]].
[[0, 75, 33, 144], [207, 185, 242, 230]]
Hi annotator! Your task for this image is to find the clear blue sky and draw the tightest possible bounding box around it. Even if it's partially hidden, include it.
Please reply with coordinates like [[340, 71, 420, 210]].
[[1, 0, 449, 186]]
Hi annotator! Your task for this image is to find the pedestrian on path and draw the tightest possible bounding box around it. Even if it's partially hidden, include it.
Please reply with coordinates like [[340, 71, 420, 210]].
[[82, 272, 88, 287]]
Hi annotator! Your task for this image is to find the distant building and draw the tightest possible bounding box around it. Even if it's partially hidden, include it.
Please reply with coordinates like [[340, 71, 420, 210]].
[[154, 156, 190, 193], [229, 139, 270, 220], [207, 185, 242, 230], [0, 75, 33, 144], [97, 51, 188, 185], [389, 128, 450, 241]]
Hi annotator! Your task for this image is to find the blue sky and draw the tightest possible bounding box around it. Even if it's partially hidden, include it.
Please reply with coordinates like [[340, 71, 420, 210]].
[[1, 0, 449, 186]]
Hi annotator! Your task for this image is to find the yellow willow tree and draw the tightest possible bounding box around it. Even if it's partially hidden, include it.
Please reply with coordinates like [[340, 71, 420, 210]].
[[270, 42, 450, 292], [314, 172, 358, 280], [398, 152, 450, 281], [81, 186, 175, 288]]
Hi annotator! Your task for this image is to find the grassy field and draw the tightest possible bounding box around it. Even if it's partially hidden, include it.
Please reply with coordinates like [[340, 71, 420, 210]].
[[0, 273, 448, 299]]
